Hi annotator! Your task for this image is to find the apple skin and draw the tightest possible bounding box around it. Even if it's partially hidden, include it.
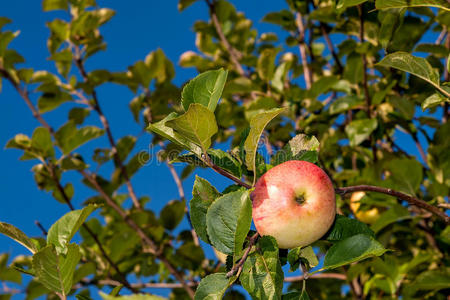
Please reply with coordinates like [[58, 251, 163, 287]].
[[350, 192, 380, 224], [251, 160, 336, 249]]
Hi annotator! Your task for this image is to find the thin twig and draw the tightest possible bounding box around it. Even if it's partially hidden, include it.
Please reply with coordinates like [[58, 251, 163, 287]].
[[46, 164, 138, 293], [204, 154, 252, 189], [226, 232, 259, 278], [159, 142, 200, 246], [319, 23, 343, 73], [34, 221, 48, 236], [89, 279, 199, 289], [435, 28, 447, 45], [358, 5, 371, 117], [411, 133, 428, 168], [295, 12, 312, 89], [336, 185, 449, 224], [205, 0, 246, 76], [73, 53, 142, 210], [0, 69, 54, 134]]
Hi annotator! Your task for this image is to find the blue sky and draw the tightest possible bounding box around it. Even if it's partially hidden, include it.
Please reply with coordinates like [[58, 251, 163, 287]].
[[0, 0, 437, 299]]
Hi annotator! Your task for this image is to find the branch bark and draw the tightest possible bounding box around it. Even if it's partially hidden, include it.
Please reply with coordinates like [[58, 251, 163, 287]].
[[159, 142, 200, 246], [295, 12, 312, 89], [206, 0, 246, 76], [79, 170, 195, 298], [336, 185, 449, 224], [319, 23, 343, 73], [204, 154, 252, 189], [73, 53, 142, 210], [226, 232, 259, 278]]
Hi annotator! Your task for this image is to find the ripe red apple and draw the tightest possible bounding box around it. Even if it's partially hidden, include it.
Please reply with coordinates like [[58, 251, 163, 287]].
[[251, 160, 336, 249]]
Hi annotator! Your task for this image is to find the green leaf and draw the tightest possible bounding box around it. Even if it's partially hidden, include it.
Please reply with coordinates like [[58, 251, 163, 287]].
[[206, 190, 252, 255], [194, 273, 237, 300], [190, 176, 221, 243], [181, 69, 228, 112], [5, 133, 31, 150], [159, 199, 186, 230], [422, 93, 448, 110], [325, 215, 375, 241], [99, 292, 166, 300], [31, 127, 54, 158], [345, 119, 378, 147], [287, 246, 318, 271], [0, 222, 38, 254], [32, 244, 81, 296], [377, 52, 447, 96], [116, 136, 136, 162], [378, 9, 405, 49], [244, 108, 285, 173], [322, 234, 387, 271], [384, 158, 423, 195], [240, 236, 284, 300], [272, 61, 291, 92], [409, 269, 450, 292], [257, 48, 278, 81], [376, 0, 450, 11], [42, 0, 68, 11], [329, 95, 363, 115], [47, 205, 97, 255], [166, 103, 218, 154], [271, 134, 319, 166], [336, 0, 367, 12], [178, 0, 198, 11], [55, 121, 104, 155], [371, 205, 411, 233], [147, 112, 203, 157]]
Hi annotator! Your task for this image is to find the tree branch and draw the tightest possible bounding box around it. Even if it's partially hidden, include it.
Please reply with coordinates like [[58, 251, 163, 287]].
[[226, 232, 259, 278], [79, 170, 195, 299], [73, 52, 142, 210], [319, 23, 343, 73], [0, 67, 139, 292], [336, 185, 449, 224], [295, 12, 312, 89], [206, 0, 246, 76], [0, 69, 54, 134], [159, 142, 200, 246], [358, 5, 371, 117], [204, 154, 252, 189], [34, 220, 48, 236]]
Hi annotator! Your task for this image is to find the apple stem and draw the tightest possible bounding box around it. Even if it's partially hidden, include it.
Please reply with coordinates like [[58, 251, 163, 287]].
[[336, 185, 450, 224], [226, 232, 260, 278]]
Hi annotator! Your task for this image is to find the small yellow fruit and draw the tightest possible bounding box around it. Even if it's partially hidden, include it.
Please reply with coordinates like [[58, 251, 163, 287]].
[[350, 192, 380, 224]]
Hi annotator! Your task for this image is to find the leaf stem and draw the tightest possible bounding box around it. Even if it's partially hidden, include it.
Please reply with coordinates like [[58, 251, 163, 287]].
[[336, 185, 449, 224]]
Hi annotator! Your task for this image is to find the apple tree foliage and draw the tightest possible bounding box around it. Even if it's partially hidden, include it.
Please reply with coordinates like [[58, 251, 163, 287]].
[[0, 0, 449, 299]]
